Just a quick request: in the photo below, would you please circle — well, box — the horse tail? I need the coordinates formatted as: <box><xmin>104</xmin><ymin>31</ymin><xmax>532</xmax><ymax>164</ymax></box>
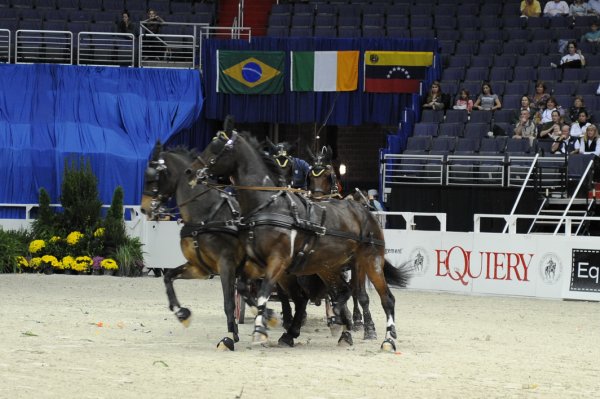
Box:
<box><xmin>383</xmin><ymin>259</ymin><xmax>411</xmax><ymax>288</ymax></box>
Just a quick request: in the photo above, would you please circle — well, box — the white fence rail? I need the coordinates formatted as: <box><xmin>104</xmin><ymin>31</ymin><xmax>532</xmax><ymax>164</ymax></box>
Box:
<box><xmin>15</xmin><ymin>30</ymin><xmax>72</xmax><ymax>64</ymax></box>
<box><xmin>0</xmin><ymin>29</ymin><xmax>10</xmax><ymax>63</ymax></box>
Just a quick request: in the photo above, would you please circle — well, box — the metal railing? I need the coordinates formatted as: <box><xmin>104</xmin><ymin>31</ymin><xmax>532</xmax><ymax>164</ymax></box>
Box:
<box><xmin>139</xmin><ymin>33</ymin><xmax>195</xmax><ymax>69</ymax></box>
<box><xmin>0</xmin><ymin>29</ymin><xmax>10</xmax><ymax>63</ymax></box>
<box><xmin>15</xmin><ymin>30</ymin><xmax>72</xmax><ymax>64</ymax></box>
<box><xmin>475</xmin><ymin>213</ymin><xmax>600</xmax><ymax>236</ymax></box>
<box><xmin>5</xmin><ymin>24</ymin><xmax>251</xmax><ymax>69</ymax></box>
<box><xmin>77</xmin><ymin>32</ymin><xmax>135</xmax><ymax>67</ymax></box>
<box><xmin>446</xmin><ymin>154</ymin><xmax>505</xmax><ymax>186</ymax></box>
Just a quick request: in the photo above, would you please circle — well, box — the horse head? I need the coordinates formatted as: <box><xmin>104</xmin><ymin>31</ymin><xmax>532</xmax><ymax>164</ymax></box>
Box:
<box><xmin>307</xmin><ymin>146</ymin><xmax>339</xmax><ymax>197</ymax></box>
<box><xmin>141</xmin><ymin>142</ymin><xmax>194</xmax><ymax>220</ymax></box>
<box><xmin>266</xmin><ymin>137</ymin><xmax>294</xmax><ymax>186</ymax></box>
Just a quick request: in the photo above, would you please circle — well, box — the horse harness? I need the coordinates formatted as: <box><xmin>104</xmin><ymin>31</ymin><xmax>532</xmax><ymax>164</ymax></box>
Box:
<box><xmin>145</xmin><ymin>153</ymin><xmax>240</xmax><ymax>278</ymax></box>
<box><xmin>179</xmin><ymin>193</ymin><xmax>240</xmax><ymax>278</ymax></box>
<box><xmin>237</xmin><ymin>190</ymin><xmax>385</xmax><ymax>272</ymax></box>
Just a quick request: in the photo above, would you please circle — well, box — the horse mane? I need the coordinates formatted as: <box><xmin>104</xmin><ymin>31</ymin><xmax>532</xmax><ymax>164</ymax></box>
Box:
<box><xmin>164</xmin><ymin>145</ymin><xmax>199</xmax><ymax>160</ymax></box>
<box><xmin>239</xmin><ymin>132</ymin><xmax>285</xmax><ymax>183</ymax></box>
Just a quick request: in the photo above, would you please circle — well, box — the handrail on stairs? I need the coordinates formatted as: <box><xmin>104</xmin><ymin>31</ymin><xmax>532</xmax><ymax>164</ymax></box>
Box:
<box><xmin>503</xmin><ymin>153</ymin><xmax>539</xmax><ymax>233</ymax></box>
<box><xmin>554</xmin><ymin>158</ymin><xmax>595</xmax><ymax>235</ymax></box>
<box><xmin>527</xmin><ymin>196</ymin><xmax>548</xmax><ymax>234</ymax></box>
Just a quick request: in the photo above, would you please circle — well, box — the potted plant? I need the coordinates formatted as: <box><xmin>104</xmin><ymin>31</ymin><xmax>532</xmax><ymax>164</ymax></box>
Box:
<box><xmin>100</xmin><ymin>258</ymin><xmax>119</xmax><ymax>276</ymax></box>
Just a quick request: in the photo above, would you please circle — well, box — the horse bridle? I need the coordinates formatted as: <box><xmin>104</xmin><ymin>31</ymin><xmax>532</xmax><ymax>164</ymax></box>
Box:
<box><xmin>145</xmin><ymin>154</ymin><xmax>213</xmax><ymax>220</ymax></box>
<box><xmin>143</xmin><ymin>156</ymin><xmax>172</xmax><ymax>220</ymax></box>
<box><xmin>309</xmin><ymin>156</ymin><xmax>340</xmax><ymax>196</ymax></box>
<box><xmin>193</xmin><ymin>130</ymin><xmax>238</xmax><ymax>182</ymax></box>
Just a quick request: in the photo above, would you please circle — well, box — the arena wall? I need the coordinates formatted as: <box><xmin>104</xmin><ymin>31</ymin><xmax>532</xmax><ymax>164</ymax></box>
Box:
<box><xmin>3</xmin><ymin>210</ymin><xmax>599</xmax><ymax>301</ymax></box>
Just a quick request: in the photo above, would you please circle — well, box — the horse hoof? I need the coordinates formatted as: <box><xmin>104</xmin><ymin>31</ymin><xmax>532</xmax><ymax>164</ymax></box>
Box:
<box><xmin>363</xmin><ymin>327</ymin><xmax>377</xmax><ymax>339</ymax></box>
<box><xmin>329</xmin><ymin>323</ymin><xmax>342</xmax><ymax>337</ymax></box>
<box><xmin>264</xmin><ymin>309</ymin><xmax>280</xmax><ymax>328</ymax></box>
<box><xmin>352</xmin><ymin>320</ymin><xmax>364</xmax><ymax>332</ymax></box>
<box><xmin>380</xmin><ymin>338</ymin><xmax>396</xmax><ymax>352</ymax></box>
<box><xmin>216</xmin><ymin>337</ymin><xmax>235</xmax><ymax>351</ymax></box>
<box><xmin>175</xmin><ymin>308</ymin><xmax>192</xmax><ymax>327</ymax></box>
<box><xmin>338</xmin><ymin>331</ymin><xmax>353</xmax><ymax>346</ymax></box>
<box><xmin>252</xmin><ymin>331</ymin><xmax>269</xmax><ymax>345</ymax></box>
<box><xmin>278</xmin><ymin>333</ymin><xmax>294</xmax><ymax>347</ymax></box>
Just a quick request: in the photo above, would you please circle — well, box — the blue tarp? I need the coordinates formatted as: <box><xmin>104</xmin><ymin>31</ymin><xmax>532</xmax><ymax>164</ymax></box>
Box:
<box><xmin>0</xmin><ymin>64</ymin><xmax>203</xmax><ymax>208</ymax></box>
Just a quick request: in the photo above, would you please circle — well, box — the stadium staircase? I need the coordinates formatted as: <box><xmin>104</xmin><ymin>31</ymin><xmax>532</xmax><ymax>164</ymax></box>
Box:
<box><xmin>218</xmin><ymin>0</ymin><xmax>274</xmax><ymax>36</ymax></box>
<box><xmin>529</xmin><ymin>181</ymin><xmax>598</xmax><ymax>236</ymax></box>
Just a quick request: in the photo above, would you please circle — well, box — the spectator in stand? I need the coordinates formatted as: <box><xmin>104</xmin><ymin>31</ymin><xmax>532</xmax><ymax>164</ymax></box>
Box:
<box><xmin>521</xmin><ymin>0</ymin><xmax>542</xmax><ymax>17</ymax></box>
<box><xmin>117</xmin><ymin>10</ymin><xmax>135</xmax><ymax>35</ymax></box>
<box><xmin>474</xmin><ymin>82</ymin><xmax>501</xmax><ymax>111</ymax></box>
<box><xmin>551</xmin><ymin>124</ymin><xmax>579</xmax><ymax>154</ymax></box>
<box><xmin>570</xmin><ymin>109</ymin><xmax>592</xmax><ymax>138</ymax></box>
<box><xmin>553</xmin><ymin>41</ymin><xmax>586</xmax><ymax>68</ymax></box>
<box><xmin>530</xmin><ymin>81</ymin><xmax>551</xmax><ymax>117</ymax></box>
<box><xmin>543</xmin><ymin>0</ymin><xmax>570</xmax><ymax>17</ymax></box>
<box><xmin>518</xmin><ymin>96</ymin><xmax>534</xmax><ymax>121</ymax></box>
<box><xmin>422</xmin><ymin>81</ymin><xmax>445</xmax><ymax>110</ymax></box>
<box><xmin>141</xmin><ymin>8</ymin><xmax>166</xmax><ymax>60</ymax></box>
<box><xmin>570</xmin><ymin>0</ymin><xmax>594</xmax><ymax>16</ymax></box>
<box><xmin>582</xmin><ymin>22</ymin><xmax>600</xmax><ymax>43</ymax></box>
<box><xmin>569</xmin><ymin>96</ymin><xmax>589</xmax><ymax>124</ymax></box>
<box><xmin>588</xmin><ymin>0</ymin><xmax>600</xmax><ymax>15</ymax></box>
<box><xmin>143</xmin><ymin>8</ymin><xmax>165</xmax><ymax>34</ymax></box>
<box><xmin>513</xmin><ymin>110</ymin><xmax>538</xmax><ymax>146</ymax></box>
<box><xmin>538</xmin><ymin>97</ymin><xmax>564</xmax><ymax>124</ymax></box>
<box><xmin>453</xmin><ymin>89</ymin><xmax>473</xmax><ymax>112</ymax></box>
<box><xmin>538</xmin><ymin>110</ymin><xmax>564</xmax><ymax>140</ymax></box>
<box><xmin>574</xmin><ymin>124</ymin><xmax>600</xmax><ymax>156</ymax></box>
<box><xmin>575</xmin><ymin>124</ymin><xmax>600</xmax><ymax>180</ymax></box>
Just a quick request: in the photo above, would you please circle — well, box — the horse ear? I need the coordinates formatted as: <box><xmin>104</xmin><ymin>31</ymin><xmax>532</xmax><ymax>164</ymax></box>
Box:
<box><xmin>152</xmin><ymin>141</ymin><xmax>162</xmax><ymax>160</ymax></box>
<box><xmin>306</xmin><ymin>146</ymin><xmax>316</xmax><ymax>162</ymax></box>
<box><xmin>265</xmin><ymin>137</ymin><xmax>277</xmax><ymax>154</ymax></box>
<box><xmin>326</xmin><ymin>146</ymin><xmax>333</xmax><ymax>160</ymax></box>
<box><xmin>223</xmin><ymin>115</ymin><xmax>235</xmax><ymax>134</ymax></box>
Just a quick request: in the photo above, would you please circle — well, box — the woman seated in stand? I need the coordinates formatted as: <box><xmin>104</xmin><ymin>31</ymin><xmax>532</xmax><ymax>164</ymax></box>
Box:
<box><xmin>559</xmin><ymin>41</ymin><xmax>586</xmax><ymax>68</ymax></box>
<box><xmin>530</xmin><ymin>81</ymin><xmax>551</xmax><ymax>116</ymax></box>
<box><xmin>422</xmin><ymin>81</ymin><xmax>445</xmax><ymax>111</ymax></box>
<box><xmin>473</xmin><ymin>82</ymin><xmax>501</xmax><ymax>111</ymax></box>
<box><xmin>575</xmin><ymin>124</ymin><xmax>600</xmax><ymax>156</ymax></box>
<box><xmin>538</xmin><ymin>96</ymin><xmax>565</xmax><ymax>124</ymax></box>
<box><xmin>538</xmin><ymin>109</ymin><xmax>564</xmax><ymax>141</ymax></box>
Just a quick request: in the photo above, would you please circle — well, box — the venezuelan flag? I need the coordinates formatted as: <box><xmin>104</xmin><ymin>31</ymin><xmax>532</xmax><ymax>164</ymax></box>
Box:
<box><xmin>364</xmin><ymin>51</ymin><xmax>434</xmax><ymax>93</ymax></box>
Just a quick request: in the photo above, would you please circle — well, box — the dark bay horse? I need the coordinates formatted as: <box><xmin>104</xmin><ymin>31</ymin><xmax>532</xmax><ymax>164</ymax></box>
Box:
<box><xmin>189</xmin><ymin>131</ymin><xmax>410</xmax><ymax>351</ymax></box>
<box><xmin>140</xmin><ymin>143</ymin><xmax>309</xmax><ymax>349</ymax></box>
<box><xmin>306</xmin><ymin>146</ymin><xmax>377</xmax><ymax>340</ymax></box>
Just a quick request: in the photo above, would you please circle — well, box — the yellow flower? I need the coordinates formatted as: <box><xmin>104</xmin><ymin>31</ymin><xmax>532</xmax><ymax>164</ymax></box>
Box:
<box><xmin>66</xmin><ymin>231</ymin><xmax>84</xmax><ymax>245</ymax></box>
<box><xmin>41</xmin><ymin>255</ymin><xmax>63</xmax><ymax>269</ymax></box>
<box><xmin>29</xmin><ymin>240</ymin><xmax>46</xmax><ymax>254</ymax></box>
<box><xmin>93</xmin><ymin>228</ymin><xmax>105</xmax><ymax>238</ymax></box>
<box><xmin>62</xmin><ymin>256</ymin><xmax>76</xmax><ymax>270</ymax></box>
<box><xmin>101</xmin><ymin>258</ymin><xmax>119</xmax><ymax>270</ymax></box>
<box><xmin>49</xmin><ymin>236</ymin><xmax>61</xmax><ymax>243</ymax></box>
<box><xmin>30</xmin><ymin>257</ymin><xmax>42</xmax><ymax>269</ymax></box>
<box><xmin>73</xmin><ymin>256</ymin><xmax>93</xmax><ymax>272</ymax></box>
<box><xmin>17</xmin><ymin>256</ymin><xmax>29</xmax><ymax>268</ymax></box>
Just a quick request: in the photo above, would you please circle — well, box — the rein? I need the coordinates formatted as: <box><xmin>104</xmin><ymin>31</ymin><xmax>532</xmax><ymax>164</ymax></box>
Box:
<box><xmin>200</xmin><ymin>181</ymin><xmax>308</xmax><ymax>195</ymax></box>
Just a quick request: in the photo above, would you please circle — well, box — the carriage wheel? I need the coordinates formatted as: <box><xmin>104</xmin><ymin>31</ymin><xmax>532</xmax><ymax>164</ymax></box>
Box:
<box><xmin>235</xmin><ymin>288</ymin><xmax>246</xmax><ymax>324</ymax></box>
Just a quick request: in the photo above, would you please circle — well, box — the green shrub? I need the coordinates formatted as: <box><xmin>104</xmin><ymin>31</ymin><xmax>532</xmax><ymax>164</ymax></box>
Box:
<box><xmin>59</xmin><ymin>157</ymin><xmax>102</xmax><ymax>234</ymax></box>
<box><xmin>0</xmin><ymin>228</ymin><xmax>31</xmax><ymax>273</ymax></box>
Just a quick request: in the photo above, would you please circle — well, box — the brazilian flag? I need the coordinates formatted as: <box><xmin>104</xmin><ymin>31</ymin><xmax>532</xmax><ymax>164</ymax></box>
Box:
<box><xmin>217</xmin><ymin>50</ymin><xmax>284</xmax><ymax>94</ymax></box>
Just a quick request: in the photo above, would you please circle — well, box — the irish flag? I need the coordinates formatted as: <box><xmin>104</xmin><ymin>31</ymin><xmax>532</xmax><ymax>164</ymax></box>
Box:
<box><xmin>291</xmin><ymin>51</ymin><xmax>359</xmax><ymax>92</ymax></box>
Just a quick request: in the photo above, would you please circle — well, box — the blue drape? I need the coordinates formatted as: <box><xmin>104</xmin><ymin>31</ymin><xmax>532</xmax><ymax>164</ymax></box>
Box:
<box><xmin>0</xmin><ymin>64</ymin><xmax>203</xmax><ymax>209</ymax></box>
<box><xmin>202</xmin><ymin>37</ymin><xmax>440</xmax><ymax>126</ymax></box>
